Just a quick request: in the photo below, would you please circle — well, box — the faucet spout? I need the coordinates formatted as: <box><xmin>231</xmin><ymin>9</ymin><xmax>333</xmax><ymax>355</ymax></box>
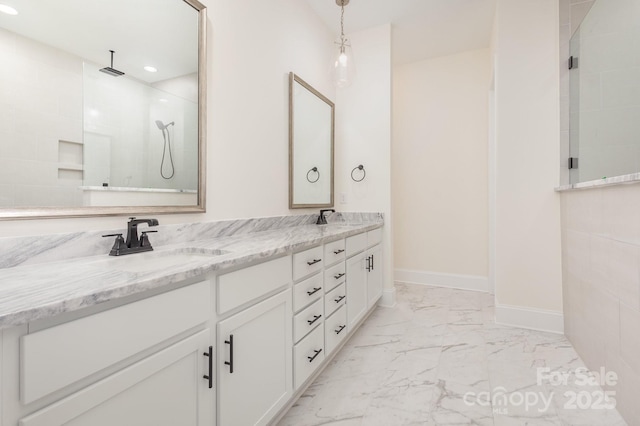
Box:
<box><xmin>126</xmin><ymin>217</ymin><xmax>159</xmax><ymax>249</ymax></box>
<box><xmin>316</xmin><ymin>209</ymin><xmax>335</xmax><ymax>225</ymax></box>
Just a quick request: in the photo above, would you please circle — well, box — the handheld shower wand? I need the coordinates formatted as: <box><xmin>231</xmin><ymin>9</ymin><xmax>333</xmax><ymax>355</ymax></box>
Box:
<box><xmin>156</xmin><ymin>120</ymin><xmax>175</xmax><ymax>179</ymax></box>
<box><xmin>155</xmin><ymin>120</ymin><xmax>174</xmax><ymax>130</ymax></box>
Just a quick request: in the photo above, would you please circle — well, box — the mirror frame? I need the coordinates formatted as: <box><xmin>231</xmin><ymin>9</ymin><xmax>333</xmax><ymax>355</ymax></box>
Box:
<box><xmin>288</xmin><ymin>72</ymin><xmax>335</xmax><ymax>209</ymax></box>
<box><xmin>0</xmin><ymin>0</ymin><xmax>207</xmax><ymax>220</ymax></box>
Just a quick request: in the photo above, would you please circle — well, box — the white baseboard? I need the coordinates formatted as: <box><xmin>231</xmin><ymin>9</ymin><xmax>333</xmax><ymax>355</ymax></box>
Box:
<box><xmin>394</xmin><ymin>269</ymin><xmax>489</xmax><ymax>293</ymax></box>
<box><xmin>378</xmin><ymin>287</ymin><xmax>396</xmax><ymax>308</ymax></box>
<box><xmin>495</xmin><ymin>303</ymin><xmax>564</xmax><ymax>334</ymax></box>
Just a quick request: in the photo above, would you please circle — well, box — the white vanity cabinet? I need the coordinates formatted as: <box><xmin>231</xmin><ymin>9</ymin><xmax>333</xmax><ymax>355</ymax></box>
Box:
<box><xmin>345</xmin><ymin>229</ymin><xmax>383</xmax><ymax>330</ymax></box>
<box><xmin>216</xmin><ymin>257</ymin><xmax>293</xmax><ymax>426</ymax></box>
<box><xmin>2</xmin><ymin>281</ymin><xmax>214</xmax><ymax>426</ymax></box>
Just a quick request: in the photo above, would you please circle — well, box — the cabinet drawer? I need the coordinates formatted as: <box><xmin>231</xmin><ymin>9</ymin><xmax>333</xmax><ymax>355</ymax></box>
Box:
<box><xmin>293</xmin><ymin>272</ymin><xmax>323</xmax><ymax>312</ymax></box>
<box><xmin>323</xmin><ymin>239</ymin><xmax>345</xmax><ymax>267</ymax></box>
<box><xmin>218</xmin><ymin>255</ymin><xmax>292</xmax><ymax>314</ymax></box>
<box><xmin>368</xmin><ymin>228</ymin><xmax>383</xmax><ymax>247</ymax></box>
<box><xmin>293</xmin><ymin>246</ymin><xmax>324</xmax><ymax>281</ymax></box>
<box><xmin>294</xmin><ymin>324</ymin><xmax>325</xmax><ymax>389</ymax></box>
<box><xmin>325</xmin><ymin>305</ymin><xmax>348</xmax><ymax>356</ymax></box>
<box><xmin>21</xmin><ymin>281</ymin><xmax>211</xmax><ymax>405</ymax></box>
<box><xmin>346</xmin><ymin>233</ymin><xmax>367</xmax><ymax>257</ymax></box>
<box><xmin>293</xmin><ymin>298</ymin><xmax>323</xmax><ymax>343</ymax></box>
<box><xmin>324</xmin><ymin>262</ymin><xmax>345</xmax><ymax>292</ymax></box>
<box><xmin>324</xmin><ymin>283</ymin><xmax>346</xmax><ymax>317</ymax></box>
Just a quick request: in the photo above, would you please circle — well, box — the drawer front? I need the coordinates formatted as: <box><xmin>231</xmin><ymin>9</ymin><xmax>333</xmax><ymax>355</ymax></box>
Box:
<box><xmin>346</xmin><ymin>233</ymin><xmax>367</xmax><ymax>257</ymax></box>
<box><xmin>293</xmin><ymin>298</ymin><xmax>323</xmax><ymax>343</ymax></box>
<box><xmin>293</xmin><ymin>272</ymin><xmax>323</xmax><ymax>312</ymax></box>
<box><xmin>218</xmin><ymin>255</ymin><xmax>292</xmax><ymax>314</ymax></box>
<box><xmin>325</xmin><ymin>305</ymin><xmax>348</xmax><ymax>356</ymax></box>
<box><xmin>323</xmin><ymin>239</ymin><xmax>345</xmax><ymax>267</ymax></box>
<box><xmin>293</xmin><ymin>246</ymin><xmax>324</xmax><ymax>281</ymax></box>
<box><xmin>294</xmin><ymin>324</ymin><xmax>325</xmax><ymax>389</ymax></box>
<box><xmin>367</xmin><ymin>228</ymin><xmax>383</xmax><ymax>247</ymax></box>
<box><xmin>324</xmin><ymin>262</ymin><xmax>346</xmax><ymax>292</ymax></box>
<box><xmin>21</xmin><ymin>281</ymin><xmax>211</xmax><ymax>405</ymax></box>
<box><xmin>324</xmin><ymin>282</ymin><xmax>346</xmax><ymax>317</ymax></box>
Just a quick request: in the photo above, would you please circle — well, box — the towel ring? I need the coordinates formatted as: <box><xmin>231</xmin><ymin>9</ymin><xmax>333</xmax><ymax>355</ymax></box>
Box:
<box><xmin>351</xmin><ymin>165</ymin><xmax>366</xmax><ymax>182</ymax></box>
<box><xmin>306</xmin><ymin>167</ymin><xmax>320</xmax><ymax>183</ymax></box>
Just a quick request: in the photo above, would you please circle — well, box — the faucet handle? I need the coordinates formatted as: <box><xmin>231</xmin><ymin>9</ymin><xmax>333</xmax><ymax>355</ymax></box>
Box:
<box><xmin>102</xmin><ymin>233</ymin><xmax>125</xmax><ymax>256</ymax></box>
<box><xmin>140</xmin><ymin>230</ymin><xmax>157</xmax><ymax>249</ymax></box>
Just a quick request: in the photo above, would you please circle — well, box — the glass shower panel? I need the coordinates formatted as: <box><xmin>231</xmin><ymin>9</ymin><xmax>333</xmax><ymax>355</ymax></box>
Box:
<box><xmin>569</xmin><ymin>0</ymin><xmax>640</xmax><ymax>184</ymax></box>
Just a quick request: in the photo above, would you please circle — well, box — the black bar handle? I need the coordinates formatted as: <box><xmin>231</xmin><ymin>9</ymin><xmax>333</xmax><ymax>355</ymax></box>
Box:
<box><xmin>335</xmin><ymin>325</ymin><xmax>346</xmax><ymax>335</ymax></box>
<box><xmin>334</xmin><ymin>273</ymin><xmax>345</xmax><ymax>280</ymax></box>
<box><xmin>333</xmin><ymin>249</ymin><xmax>345</xmax><ymax>255</ymax></box>
<box><xmin>224</xmin><ymin>335</ymin><xmax>234</xmax><ymax>374</ymax></box>
<box><xmin>307</xmin><ymin>314</ymin><xmax>322</xmax><ymax>325</ymax></box>
<box><xmin>307</xmin><ymin>348</ymin><xmax>323</xmax><ymax>363</ymax></box>
<box><xmin>366</xmin><ymin>256</ymin><xmax>372</xmax><ymax>272</ymax></box>
<box><xmin>203</xmin><ymin>346</ymin><xmax>213</xmax><ymax>389</ymax></box>
<box><xmin>307</xmin><ymin>287</ymin><xmax>322</xmax><ymax>296</ymax></box>
<box><xmin>334</xmin><ymin>295</ymin><xmax>346</xmax><ymax>304</ymax></box>
<box><xmin>307</xmin><ymin>259</ymin><xmax>322</xmax><ymax>266</ymax></box>
<box><xmin>371</xmin><ymin>254</ymin><xmax>374</xmax><ymax>270</ymax></box>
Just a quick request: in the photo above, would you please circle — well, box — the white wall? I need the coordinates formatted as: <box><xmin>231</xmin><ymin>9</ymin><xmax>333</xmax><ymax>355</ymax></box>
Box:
<box><xmin>334</xmin><ymin>24</ymin><xmax>393</xmax><ymax>299</ymax></box>
<box><xmin>492</xmin><ymin>0</ymin><xmax>563</xmax><ymax>327</ymax></box>
<box><xmin>393</xmin><ymin>49</ymin><xmax>490</xmax><ymax>289</ymax></box>
<box><xmin>0</xmin><ymin>0</ymin><xmax>336</xmax><ymax>236</ymax></box>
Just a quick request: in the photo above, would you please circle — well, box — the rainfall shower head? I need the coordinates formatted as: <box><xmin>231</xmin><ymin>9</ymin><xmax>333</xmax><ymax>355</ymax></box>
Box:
<box><xmin>155</xmin><ymin>120</ymin><xmax>174</xmax><ymax>130</ymax></box>
<box><xmin>99</xmin><ymin>50</ymin><xmax>125</xmax><ymax>77</ymax></box>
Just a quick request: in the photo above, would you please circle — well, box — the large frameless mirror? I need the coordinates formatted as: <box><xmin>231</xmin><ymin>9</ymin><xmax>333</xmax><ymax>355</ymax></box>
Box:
<box><xmin>289</xmin><ymin>72</ymin><xmax>334</xmax><ymax>209</ymax></box>
<box><xmin>0</xmin><ymin>0</ymin><xmax>206</xmax><ymax>219</ymax></box>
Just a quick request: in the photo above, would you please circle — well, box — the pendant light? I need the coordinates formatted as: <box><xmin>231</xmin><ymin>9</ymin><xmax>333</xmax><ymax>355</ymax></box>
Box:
<box><xmin>330</xmin><ymin>0</ymin><xmax>355</xmax><ymax>88</ymax></box>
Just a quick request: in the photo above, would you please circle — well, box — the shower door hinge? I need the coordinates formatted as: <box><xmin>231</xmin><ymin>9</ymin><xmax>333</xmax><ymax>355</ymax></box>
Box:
<box><xmin>568</xmin><ymin>157</ymin><xmax>579</xmax><ymax>169</ymax></box>
<box><xmin>568</xmin><ymin>56</ymin><xmax>578</xmax><ymax>70</ymax></box>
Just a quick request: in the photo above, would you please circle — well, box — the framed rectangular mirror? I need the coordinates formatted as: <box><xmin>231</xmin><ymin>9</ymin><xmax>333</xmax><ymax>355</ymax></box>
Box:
<box><xmin>289</xmin><ymin>72</ymin><xmax>334</xmax><ymax>209</ymax></box>
<box><xmin>0</xmin><ymin>0</ymin><xmax>206</xmax><ymax>220</ymax></box>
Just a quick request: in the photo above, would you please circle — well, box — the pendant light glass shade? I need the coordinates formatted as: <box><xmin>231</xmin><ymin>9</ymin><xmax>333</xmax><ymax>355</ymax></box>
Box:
<box><xmin>330</xmin><ymin>0</ymin><xmax>355</xmax><ymax>88</ymax></box>
<box><xmin>330</xmin><ymin>40</ymin><xmax>355</xmax><ymax>88</ymax></box>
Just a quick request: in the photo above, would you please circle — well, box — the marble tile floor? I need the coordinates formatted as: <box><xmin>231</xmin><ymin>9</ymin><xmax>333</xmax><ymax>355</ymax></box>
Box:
<box><xmin>277</xmin><ymin>283</ymin><xmax>627</xmax><ymax>426</ymax></box>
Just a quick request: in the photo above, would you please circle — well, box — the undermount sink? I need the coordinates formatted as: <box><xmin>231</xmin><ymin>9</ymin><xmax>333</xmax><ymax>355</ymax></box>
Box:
<box><xmin>89</xmin><ymin>247</ymin><xmax>229</xmax><ymax>273</ymax></box>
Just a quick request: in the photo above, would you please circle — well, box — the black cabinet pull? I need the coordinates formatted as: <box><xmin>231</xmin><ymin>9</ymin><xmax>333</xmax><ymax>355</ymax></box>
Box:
<box><xmin>307</xmin><ymin>259</ymin><xmax>322</xmax><ymax>266</ymax></box>
<box><xmin>203</xmin><ymin>346</ymin><xmax>213</xmax><ymax>389</ymax></box>
<box><xmin>335</xmin><ymin>325</ymin><xmax>346</xmax><ymax>335</ymax></box>
<box><xmin>307</xmin><ymin>348</ymin><xmax>323</xmax><ymax>363</ymax></box>
<box><xmin>307</xmin><ymin>314</ymin><xmax>322</xmax><ymax>325</ymax></box>
<box><xmin>334</xmin><ymin>295</ymin><xmax>345</xmax><ymax>303</ymax></box>
<box><xmin>371</xmin><ymin>254</ymin><xmax>375</xmax><ymax>270</ymax></box>
<box><xmin>334</xmin><ymin>273</ymin><xmax>345</xmax><ymax>280</ymax></box>
<box><xmin>307</xmin><ymin>287</ymin><xmax>322</xmax><ymax>296</ymax></box>
<box><xmin>366</xmin><ymin>256</ymin><xmax>372</xmax><ymax>272</ymax></box>
<box><xmin>224</xmin><ymin>335</ymin><xmax>234</xmax><ymax>374</ymax></box>
<box><xmin>333</xmin><ymin>249</ymin><xmax>345</xmax><ymax>255</ymax></box>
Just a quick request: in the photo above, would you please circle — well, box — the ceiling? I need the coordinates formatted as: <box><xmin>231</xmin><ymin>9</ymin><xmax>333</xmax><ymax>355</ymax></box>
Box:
<box><xmin>0</xmin><ymin>0</ymin><xmax>199</xmax><ymax>83</ymax></box>
<box><xmin>304</xmin><ymin>0</ymin><xmax>497</xmax><ymax>65</ymax></box>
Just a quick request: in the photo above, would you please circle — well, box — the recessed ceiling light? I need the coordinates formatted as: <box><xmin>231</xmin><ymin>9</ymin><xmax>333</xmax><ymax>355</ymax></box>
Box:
<box><xmin>159</xmin><ymin>98</ymin><xmax>168</xmax><ymax>103</ymax></box>
<box><xmin>0</xmin><ymin>4</ymin><xmax>18</xmax><ymax>15</ymax></box>
<box><xmin>144</xmin><ymin>66</ymin><xmax>157</xmax><ymax>73</ymax></box>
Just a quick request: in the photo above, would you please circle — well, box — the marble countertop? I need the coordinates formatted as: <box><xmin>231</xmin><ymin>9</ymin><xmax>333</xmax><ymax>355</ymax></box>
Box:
<box><xmin>0</xmin><ymin>221</ymin><xmax>382</xmax><ymax>328</ymax></box>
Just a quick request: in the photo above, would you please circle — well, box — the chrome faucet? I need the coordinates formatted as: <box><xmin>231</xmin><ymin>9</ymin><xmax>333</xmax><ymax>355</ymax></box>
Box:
<box><xmin>316</xmin><ymin>209</ymin><xmax>335</xmax><ymax>225</ymax></box>
<box><xmin>103</xmin><ymin>217</ymin><xmax>159</xmax><ymax>256</ymax></box>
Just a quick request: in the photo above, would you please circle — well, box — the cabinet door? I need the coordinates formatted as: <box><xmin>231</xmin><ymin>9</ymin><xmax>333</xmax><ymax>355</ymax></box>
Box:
<box><xmin>218</xmin><ymin>289</ymin><xmax>292</xmax><ymax>426</ymax></box>
<box><xmin>346</xmin><ymin>252</ymin><xmax>367</xmax><ymax>329</ymax></box>
<box><xmin>18</xmin><ymin>330</ymin><xmax>212</xmax><ymax>426</ymax></box>
<box><xmin>367</xmin><ymin>244</ymin><xmax>383</xmax><ymax>307</ymax></box>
